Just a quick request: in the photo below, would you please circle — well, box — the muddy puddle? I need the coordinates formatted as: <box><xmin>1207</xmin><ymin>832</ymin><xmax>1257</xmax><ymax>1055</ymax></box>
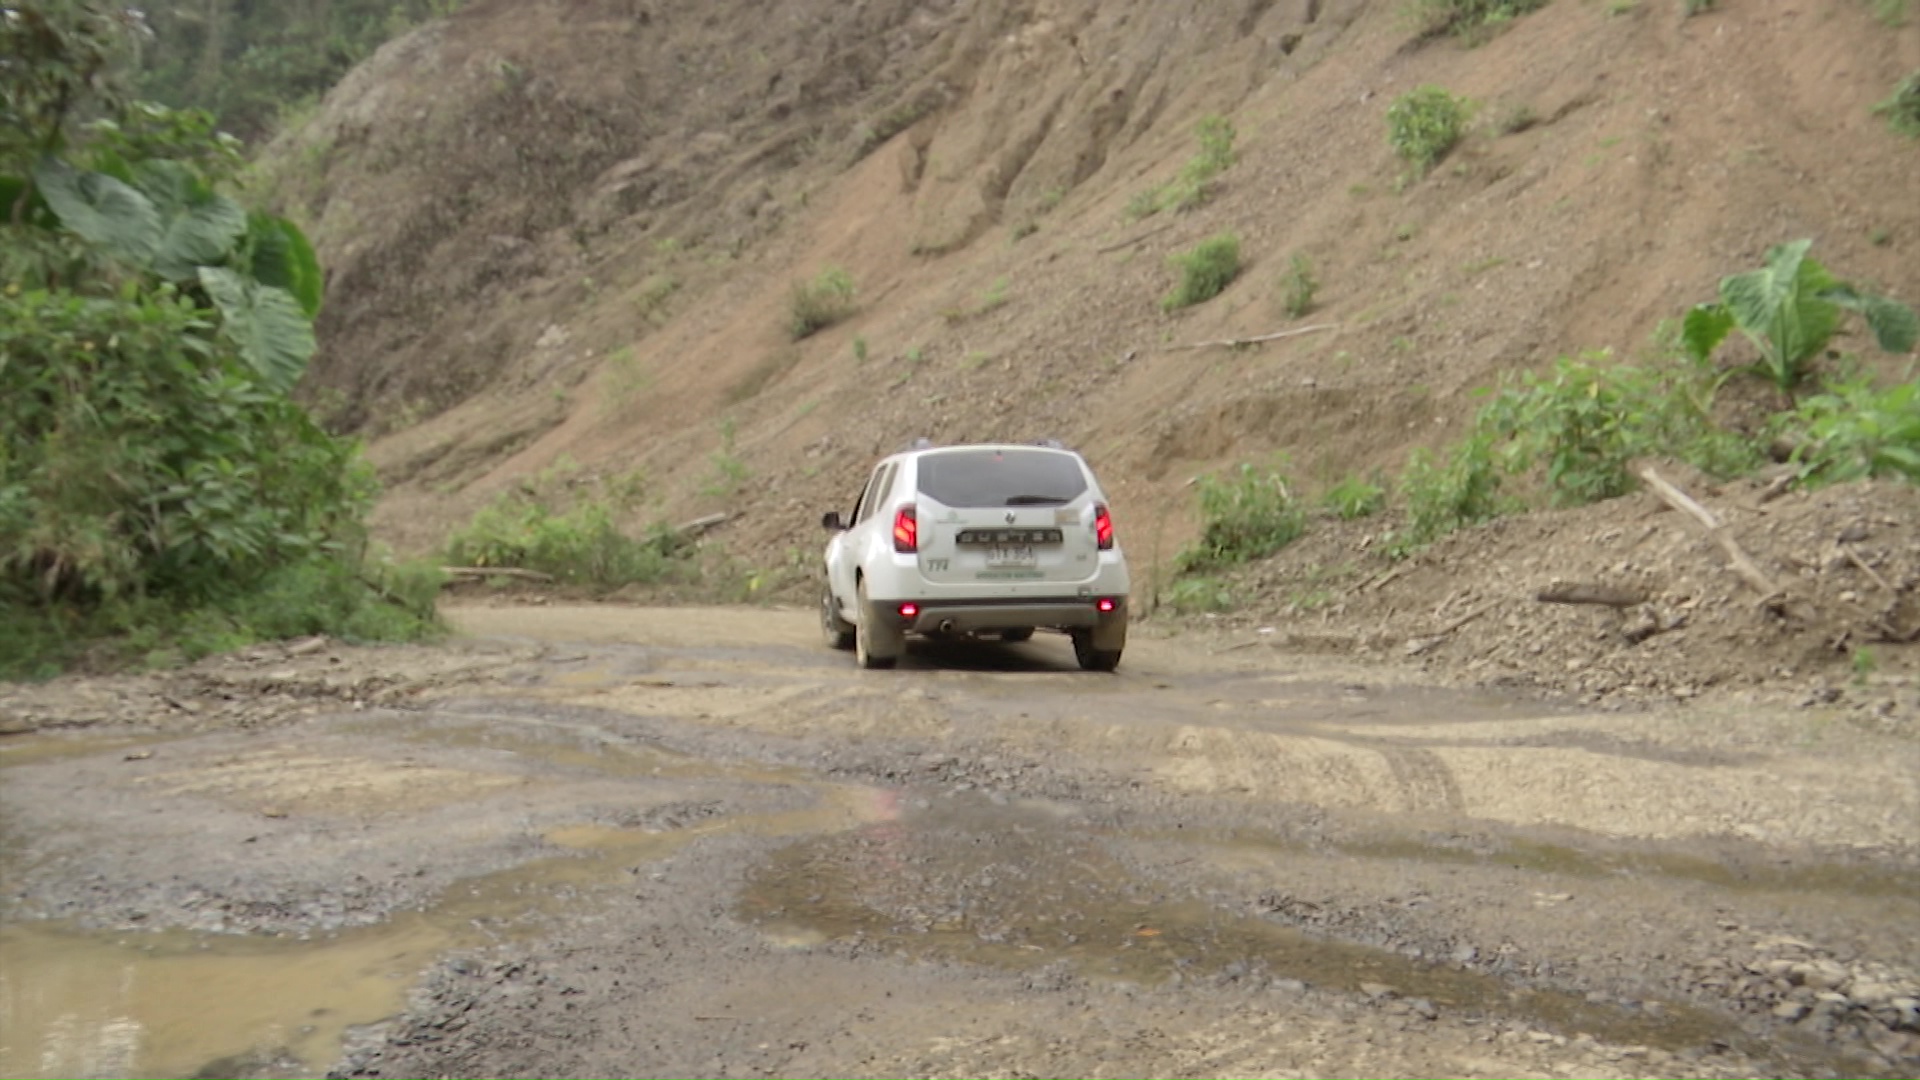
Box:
<box><xmin>738</xmin><ymin>797</ymin><xmax>1772</xmax><ymax>1058</ymax></box>
<box><xmin>0</xmin><ymin>721</ymin><xmax>895</xmax><ymax>1079</ymax></box>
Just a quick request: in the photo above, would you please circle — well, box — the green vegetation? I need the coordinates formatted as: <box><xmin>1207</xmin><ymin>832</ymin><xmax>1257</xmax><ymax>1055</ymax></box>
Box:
<box><xmin>1165</xmin><ymin>576</ymin><xmax>1236</xmax><ymax>614</ymax></box>
<box><xmin>1177</xmin><ymin>462</ymin><xmax>1308</xmax><ymax>572</ymax></box>
<box><xmin>444</xmin><ymin>472</ymin><xmax>687</xmax><ymax>590</ymax></box>
<box><xmin>1411</xmin><ymin>0</ymin><xmax>1551</xmax><ymax>41</ymax></box>
<box><xmin>1683</xmin><ymin>239</ymin><xmax>1918</xmax><ymax>396</ymax></box>
<box><xmin>2</xmin><ymin>1</ymin><xmax>436</xmax><ymax>678</ymax></box>
<box><xmin>1876</xmin><ymin>71</ymin><xmax>1920</xmax><ymax>138</ymax></box>
<box><xmin>1320</xmin><ymin>475</ymin><xmax>1387</xmax><ymax>520</ymax></box>
<box><xmin>1387</xmin><ymin>86</ymin><xmax>1472</xmax><ymax>178</ymax></box>
<box><xmin>1163</xmin><ymin>232</ymin><xmax>1242</xmax><ymax>312</ymax></box>
<box><xmin>1282</xmin><ymin>253</ymin><xmax>1319</xmax><ymax>318</ymax></box>
<box><xmin>1126</xmin><ymin>114</ymin><xmax>1238</xmax><ymax>220</ymax></box>
<box><xmin>129</xmin><ymin>0</ymin><xmax>465</xmax><ymax>142</ymax></box>
<box><xmin>787</xmin><ymin>265</ymin><xmax>857</xmax><ymax>340</ymax></box>
<box><xmin>1780</xmin><ymin>377</ymin><xmax>1920</xmax><ymax>485</ymax></box>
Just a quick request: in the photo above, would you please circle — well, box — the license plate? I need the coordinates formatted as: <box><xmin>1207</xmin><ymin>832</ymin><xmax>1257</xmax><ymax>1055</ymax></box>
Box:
<box><xmin>986</xmin><ymin>544</ymin><xmax>1037</xmax><ymax>568</ymax></box>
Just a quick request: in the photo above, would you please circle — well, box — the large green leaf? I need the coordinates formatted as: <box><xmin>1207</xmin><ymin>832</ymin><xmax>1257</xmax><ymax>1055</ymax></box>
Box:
<box><xmin>1826</xmin><ymin>285</ymin><xmax>1920</xmax><ymax>357</ymax></box>
<box><xmin>198</xmin><ymin>267</ymin><xmax>316</xmax><ymax>394</ymax></box>
<box><xmin>130</xmin><ymin>160</ymin><xmax>248</xmax><ymax>280</ymax></box>
<box><xmin>1681</xmin><ymin>304</ymin><xmax>1734</xmax><ymax>363</ymax></box>
<box><xmin>245</xmin><ymin>212</ymin><xmax>324</xmax><ymax>319</ymax></box>
<box><xmin>31</xmin><ymin>156</ymin><xmax>161</xmax><ymax>267</ymax></box>
<box><xmin>0</xmin><ymin>175</ymin><xmax>58</xmax><ymax>229</ymax></box>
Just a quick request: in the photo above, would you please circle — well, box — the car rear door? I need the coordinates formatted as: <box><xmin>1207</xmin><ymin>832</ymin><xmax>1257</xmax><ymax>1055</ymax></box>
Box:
<box><xmin>909</xmin><ymin>447</ymin><xmax>1104</xmax><ymax>589</ymax></box>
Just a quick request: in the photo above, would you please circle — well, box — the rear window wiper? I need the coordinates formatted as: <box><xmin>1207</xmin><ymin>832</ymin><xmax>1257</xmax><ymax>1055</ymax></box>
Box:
<box><xmin>1004</xmin><ymin>494</ymin><xmax>1071</xmax><ymax>506</ymax></box>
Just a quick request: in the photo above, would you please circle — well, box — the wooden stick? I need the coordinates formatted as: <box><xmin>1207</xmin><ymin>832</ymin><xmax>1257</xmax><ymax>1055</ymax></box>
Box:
<box><xmin>1635</xmin><ymin>466</ymin><xmax>1784</xmax><ymax>609</ymax></box>
<box><xmin>1094</xmin><ymin>221</ymin><xmax>1178</xmax><ymax>254</ymax></box>
<box><xmin>1403</xmin><ymin>600</ymin><xmax>1498</xmax><ymax>656</ymax></box>
<box><xmin>1842</xmin><ymin>543</ymin><xmax>1894</xmax><ymax>593</ymax></box>
<box><xmin>1167</xmin><ymin>324</ymin><xmax>1339</xmax><ymax>352</ymax></box>
<box><xmin>440</xmin><ymin>566</ymin><xmax>556</xmax><ymax>583</ymax></box>
<box><xmin>1536</xmin><ymin>583</ymin><xmax>1649</xmax><ymax>608</ymax></box>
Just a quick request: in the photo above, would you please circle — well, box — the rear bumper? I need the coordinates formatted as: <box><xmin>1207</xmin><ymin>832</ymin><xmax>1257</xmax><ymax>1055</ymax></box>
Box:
<box><xmin>870</xmin><ymin>596</ymin><xmax>1128</xmax><ymax>636</ymax></box>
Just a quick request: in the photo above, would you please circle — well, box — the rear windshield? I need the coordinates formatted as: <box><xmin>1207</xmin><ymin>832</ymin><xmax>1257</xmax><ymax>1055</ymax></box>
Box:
<box><xmin>915</xmin><ymin>448</ymin><xmax>1089</xmax><ymax>508</ymax></box>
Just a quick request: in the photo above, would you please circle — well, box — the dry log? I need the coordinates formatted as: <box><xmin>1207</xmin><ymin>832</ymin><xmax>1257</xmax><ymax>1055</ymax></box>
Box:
<box><xmin>1841</xmin><ymin>543</ymin><xmax>1894</xmax><ymax>594</ymax></box>
<box><xmin>1094</xmin><ymin>221</ymin><xmax>1179</xmax><ymax>254</ymax></box>
<box><xmin>440</xmin><ymin>566</ymin><xmax>556</xmax><ymax>583</ymax></box>
<box><xmin>1536</xmin><ymin>583</ymin><xmax>1650</xmax><ymax>608</ymax></box>
<box><xmin>1403</xmin><ymin>600</ymin><xmax>1498</xmax><ymax>656</ymax></box>
<box><xmin>1168</xmin><ymin>324</ymin><xmax>1339</xmax><ymax>353</ymax></box>
<box><xmin>1635</xmin><ymin>466</ymin><xmax>1786</xmax><ymax>611</ymax></box>
<box><xmin>677</xmin><ymin>511</ymin><xmax>734</xmax><ymax>535</ymax></box>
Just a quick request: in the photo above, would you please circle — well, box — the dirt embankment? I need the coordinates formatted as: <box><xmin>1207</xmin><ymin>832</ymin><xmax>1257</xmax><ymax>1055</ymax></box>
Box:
<box><xmin>256</xmin><ymin>0</ymin><xmax>1920</xmax><ymax>706</ymax></box>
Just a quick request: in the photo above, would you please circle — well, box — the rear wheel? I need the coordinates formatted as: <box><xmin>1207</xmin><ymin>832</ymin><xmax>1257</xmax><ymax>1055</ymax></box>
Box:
<box><xmin>855</xmin><ymin>580</ymin><xmax>901</xmax><ymax>670</ymax></box>
<box><xmin>1070</xmin><ymin>628</ymin><xmax>1122</xmax><ymax>672</ymax></box>
<box><xmin>820</xmin><ymin>583</ymin><xmax>854</xmax><ymax>650</ymax></box>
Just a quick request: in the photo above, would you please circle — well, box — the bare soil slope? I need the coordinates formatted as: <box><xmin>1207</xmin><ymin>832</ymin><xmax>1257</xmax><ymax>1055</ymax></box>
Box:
<box><xmin>259</xmin><ymin>0</ymin><xmax>1920</xmax><ymax>699</ymax></box>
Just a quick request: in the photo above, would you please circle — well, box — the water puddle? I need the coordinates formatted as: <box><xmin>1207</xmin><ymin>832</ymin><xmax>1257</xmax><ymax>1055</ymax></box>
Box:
<box><xmin>1338</xmin><ymin>835</ymin><xmax>1920</xmax><ymax>898</ymax></box>
<box><xmin>0</xmin><ymin>733</ymin><xmax>179</xmax><ymax>770</ymax></box>
<box><xmin>0</xmin><ymin>773</ymin><xmax>895</xmax><ymax>1079</ymax></box>
<box><xmin>737</xmin><ymin>799</ymin><xmax>1759</xmax><ymax>1057</ymax></box>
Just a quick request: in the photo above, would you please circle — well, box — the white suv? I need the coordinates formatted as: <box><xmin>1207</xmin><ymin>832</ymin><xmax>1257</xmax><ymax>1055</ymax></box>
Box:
<box><xmin>819</xmin><ymin>441</ymin><xmax>1131</xmax><ymax>671</ymax></box>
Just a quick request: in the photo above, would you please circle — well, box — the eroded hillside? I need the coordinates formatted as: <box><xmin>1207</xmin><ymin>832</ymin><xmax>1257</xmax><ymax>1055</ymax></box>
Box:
<box><xmin>259</xmin><ymin>0</ymin><xmax>1920</xmax><ymax>700</ymax></box>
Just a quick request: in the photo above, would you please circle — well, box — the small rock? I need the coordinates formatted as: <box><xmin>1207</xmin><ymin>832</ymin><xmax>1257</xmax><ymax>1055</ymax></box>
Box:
<box><xmin>1270</xmin><ymin>978</ymin><xmax>1309</xmax><ymax>994</ymax></box>
<box><xmin>1407</xmin><ymin>997</ymin><xmax>1439</xmax><ymax>1020</ymax></box>
<box><xmin>1772</xmin><ymin>1000</ymin><xmax>1809</xmax><ymax>1021</ymax></box>
<box><xmin>1359</xmin><ymin>981</ymin><xmax>1397</xmax><ymax>1000</ymax></box>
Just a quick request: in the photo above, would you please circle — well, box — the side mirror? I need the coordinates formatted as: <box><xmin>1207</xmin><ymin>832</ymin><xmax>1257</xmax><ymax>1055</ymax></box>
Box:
<box><xmin>821</xmin><ymin>511</ymin><xmax>845</xmax><ymax>531</ymax></box>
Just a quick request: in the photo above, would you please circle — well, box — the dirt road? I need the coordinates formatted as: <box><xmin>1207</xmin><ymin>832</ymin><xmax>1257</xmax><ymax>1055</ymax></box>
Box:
<box><xmin>3</xmin><ymin>604</ymin><xmax>1917</xmax><ymax>1078</ymax></box>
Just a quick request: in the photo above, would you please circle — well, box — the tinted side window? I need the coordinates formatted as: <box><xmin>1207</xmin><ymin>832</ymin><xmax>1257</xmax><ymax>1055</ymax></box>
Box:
<box><xmin>854</xmin><ymin>463</ymin><xmax>895</xmax><ymax>524</ymax></box>
<box><xmin>915</xmin><ymin>449</ymin><xmax>1089</xmax><ymax>508</ymax></box>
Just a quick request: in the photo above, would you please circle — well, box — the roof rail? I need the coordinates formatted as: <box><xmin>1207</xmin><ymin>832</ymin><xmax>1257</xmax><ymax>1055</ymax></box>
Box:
<box><xmin>1033</xmin><ymin>438</ymin><xmax>1066</xmax><ymax>450</ymax></box>
<box><xmin>904</xmin><ymin>436</ymin><xmax>935</xmax><ymax>451</ymax></box>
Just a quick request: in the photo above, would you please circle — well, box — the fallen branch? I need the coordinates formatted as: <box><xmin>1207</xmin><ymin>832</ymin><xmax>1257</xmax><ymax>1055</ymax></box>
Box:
<box><xmin>1635</xmin><ymin>466</ymin><xmax>1786</xmax><ymax>612</ymax></box>
<box><xmin>1535</xmin><ymin>583</ymin><xmax>1649</xmax><ymax>608</ymax></box>
<box><xmin>1359</xmin><ymin>564</ymin><xmax>1410</xmax><ymax>594</ymax></box>
<box><xmin>1753</xmin><ymin>470</ymin><xmax>1798</xmax><ymax>507</ymax></box>
<box><xmin>677</xmin><ymin>511</ymin><xmax>734</xmax><ymax>535</ymax></box>
<box><xmin>1841</xmin><ymin>543</ymin><xmax>1894</xmax><ymax>594</ymax></box>
<box><xmin>1094</xmin><ymin>221</ymin><xmax>1179</xmax><ymax>254</ymax></box>
<box><xmin>1403</xmin><ymin>600</ymin><xmax>1498</xmax><ymax>656</ymax></box>
<box><xmin>1167</xmin><ymin>324</ymin><xmax>1339</xmax><ymax>353</ymax></box>
<box><xmin>440</xmin><ymin>566</ymin><xmax>556</xmax><ymax>583</ymax></box>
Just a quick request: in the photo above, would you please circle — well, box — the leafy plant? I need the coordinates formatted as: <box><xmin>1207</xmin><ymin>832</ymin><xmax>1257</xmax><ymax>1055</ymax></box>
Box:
<box><xmin>1282</xmin><ymin>252</ymin><xmax>1318</xmax><ymax>318</ymax></box>
<box><xmin>1389</xmin><ymin>432</ymin><xmax>1509</xmax><ymax>557</ymax></box>
<box><xmin>786</xmin><ymin>265</ymin><xmax>856</xmax><ymax>340</ymax></box>
<box><xmin>1876</xmin><ymin>70</ymin><xmax>1920</xmax><ymax>137</ymax></box>
<box><xmin>444</xmin><ymin>473</ymin><xmax>686</xmax><ymax>590</ymax></box>
<box><xmin>1166</xmin><ymin>576</ymin><xmax>1236</xmax><ymax>614</ymax></box>
<box><xmin>1125</xmin><ymin>114</ymin><xmax>1239</xmax><ymax>219</ymax></box>
<box><xmin>1411</xmin><ymin>0</ymin><xmax>1551</xmax><ymax>41</ymax></box>
<box><xmin>1682</xmin><ymin>239</ymin><xmax>1919</xmax><ymax>396</ymax></box>
<box><xmin>1177</xmin><ymin>461</ymin><xmax>1308</xmax><ymax>572</ymax></box>
<box><xmin>1387</xmin><ymin>86</ymin><xmax>1472</xmax><ymax>177</ymax></box>
<box><xmin>1321</xmin><ymin>475</ymin><xmax>1386</xmax><ymax>519</ymax></box>
<box><xmin>1163</xmin><ymin>232</ymin><xmax>1242</xmax><ymax>312</ymax></box>
<box><xmin>1780</xmin><ymin>376</ymin><xmax>1920</xmax><ymax>485</ymax></box>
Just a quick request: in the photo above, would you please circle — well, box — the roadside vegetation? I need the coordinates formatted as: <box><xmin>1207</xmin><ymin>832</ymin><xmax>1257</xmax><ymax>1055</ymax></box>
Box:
<box><xmin>443</xmin><ymin>468</ymin><xmax>692</xmax><ymax>590</ymax></box>
<box><xmin>2</xmin><ymin>1</ymin><xmax>440</xmax><ymax>679</ymax></box>
<box><xmin>1169</xmin><ymin>241</ymin><xmax>1919</xmax><ymax>589</ymax></box>
<box><xmin>1876</xmin><ymin>71</ymin><xmax>1920</xmax><ymax>138</ymax></box>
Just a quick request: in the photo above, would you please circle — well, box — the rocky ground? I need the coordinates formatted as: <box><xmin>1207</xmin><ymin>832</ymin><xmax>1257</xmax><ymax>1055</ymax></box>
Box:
<box><xmin>3</xmin><ymin>604</ymin><xmax>1917</xmax><ymax>1078</ymax></box>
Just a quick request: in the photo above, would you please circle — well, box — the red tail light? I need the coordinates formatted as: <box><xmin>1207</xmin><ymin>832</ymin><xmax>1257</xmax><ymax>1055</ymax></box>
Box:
<box><xmin>892</xmin><ymin>504</ymin><xmax>918</xmax><ymax>553</ymax></box>
<box><xmin>1094</xmin><ymin>504</ymin><xmax>1114</xmax><ymax>550</ymax></box>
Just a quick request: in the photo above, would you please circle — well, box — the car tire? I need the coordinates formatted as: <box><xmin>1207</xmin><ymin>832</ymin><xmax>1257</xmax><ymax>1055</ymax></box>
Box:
<box><xmin>820</xmin><ymin>583</ymin><xmax>855</xmax><ymax>650</ymax></box>
<box><xmin>998</xmin><ymin>628</ymin><xmax>1035</xmax><ymax>644</ymax></box>
<box><xmin>855</xmin><ymin>580</ymin><xmax>900</xmax><ymax>670</ymax></box>
<box><xmin>1070</xmin><ymin>628</ymin><xmax>1122</xmax><ymax>672</ymax></box>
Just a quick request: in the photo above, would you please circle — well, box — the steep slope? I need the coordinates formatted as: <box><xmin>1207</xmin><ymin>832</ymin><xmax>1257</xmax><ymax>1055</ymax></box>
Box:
<box><xmin>262</xmin><ymin>0</ymin><xmax>1920</xmax><ymax>582</ymax></box>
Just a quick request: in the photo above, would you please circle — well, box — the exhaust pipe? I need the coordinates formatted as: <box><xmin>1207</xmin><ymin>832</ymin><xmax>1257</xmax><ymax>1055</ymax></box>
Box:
<box><xmin>938</xmin><ymin>619</ymin><xmax>956</xmax><ymax>634</ymax></box>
